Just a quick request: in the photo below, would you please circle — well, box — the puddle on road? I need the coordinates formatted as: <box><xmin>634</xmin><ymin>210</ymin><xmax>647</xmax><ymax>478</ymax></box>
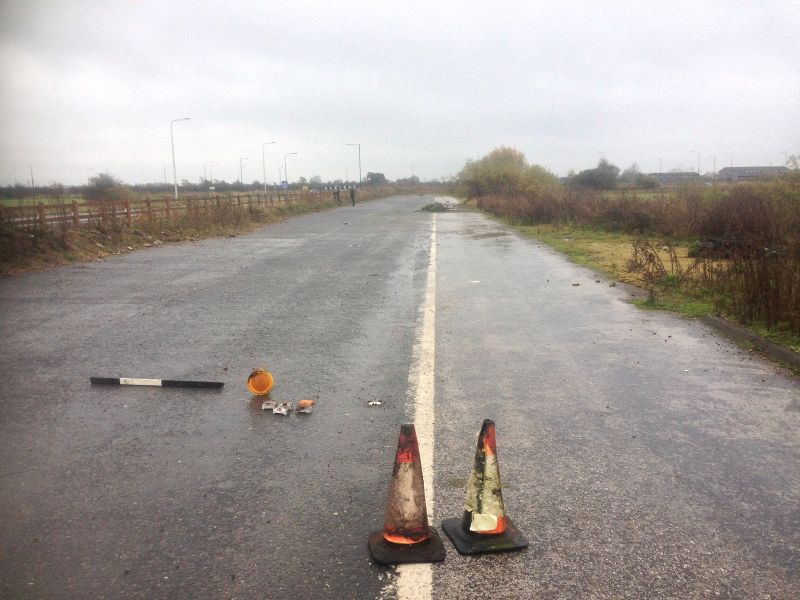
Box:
<box><xmin>470</xmin><ymin>231</ymin><xmax>510</xmax><ymax>240</ymax></box>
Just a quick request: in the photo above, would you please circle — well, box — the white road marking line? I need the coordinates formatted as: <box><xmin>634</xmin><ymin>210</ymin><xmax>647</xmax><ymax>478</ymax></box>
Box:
<box><xmin>382</xmin><ymin>215</ymin><xmax>438</xmax><ymax>600</ymax></box>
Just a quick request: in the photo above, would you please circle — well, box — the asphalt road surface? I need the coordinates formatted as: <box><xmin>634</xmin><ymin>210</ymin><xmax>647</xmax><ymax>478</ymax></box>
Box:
<box><xmin>1</xmin><ymin>195</ymin><xmax>798</xmax><ymax>599</ymax></box>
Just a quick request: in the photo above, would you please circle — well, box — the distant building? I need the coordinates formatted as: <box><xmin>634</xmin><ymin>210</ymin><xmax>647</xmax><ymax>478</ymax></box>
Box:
<box><xmin>716</xmin><ymin>166</ymin><xmax>789</xmax><ymax>182</ymax></box>
<box><xmin>646</xmin><ymin>171</ymin><xmax>701</xmax><ymax>185</ymax></box>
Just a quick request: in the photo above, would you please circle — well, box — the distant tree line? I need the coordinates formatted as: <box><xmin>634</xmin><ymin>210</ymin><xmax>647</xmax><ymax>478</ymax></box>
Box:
<box><xmin>0</xmin><ymin>170</ymin><xmax>450</xmax><ymax>199</ymax></box>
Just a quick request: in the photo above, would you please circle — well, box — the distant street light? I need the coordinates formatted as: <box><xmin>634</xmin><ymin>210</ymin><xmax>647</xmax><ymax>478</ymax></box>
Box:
<box><xmin>690</xmin><ymin>150</ymin><xmax>700</xmax><ymax>175</ymax></box>
<box><xmin>163</xmin><ymin>164</ymin><xmax>172</xmax><ymax>186</ymax></box>
<box><xmin>170</xmin><ymin>117</ymin><xmax>191</xmax><ymax>199</ymax></box>
<box><xmin>239</xmin><ymin>157</ymin><xmax>249</xmax><ymax>185</ymax></box>
<box><xmin>346</xmin><ymin>143</ymin><xmax>361</xmax><ymax>184</ymax></box>
<box><xmin>204</xmin><ymin>162</ymin><xmax>217</xmax><ymax>186</ymax></box>
<box><xmin>709</xmin><ymin>155</ymin><xmax>716</xmax><ymax>180</ymax></box>
<box><xmin>783</xmin><ymin>150</ymin><xmax>788</xmax><ymax>166</ymax></box>
<box><xmin>659</xmin><ymin>158</ymin><xmax>663</xmax><ymax>186</ymax></box>
<box><xmin>284</xmin><ymin>152</ymin><xmax>298</xmax><ymax>186</ymax></box>
<box><xmin>262</xmin><ymin>142</ymin><xmax>276</xmax><ymax>193</ymax></box>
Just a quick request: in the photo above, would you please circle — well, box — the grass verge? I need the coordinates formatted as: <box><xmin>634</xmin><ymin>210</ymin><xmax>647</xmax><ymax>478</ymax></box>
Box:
<box><xmin>513</xmin><ymin>223</ymin><xmax>800</xmax><ymax>355</ymax></box>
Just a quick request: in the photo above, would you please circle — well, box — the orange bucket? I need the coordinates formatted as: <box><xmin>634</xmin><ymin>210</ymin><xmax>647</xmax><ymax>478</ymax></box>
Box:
<box><xmin>247</xmin><ymin>368</ymin><xmax>274</xmax><ymax>395</ymax></box>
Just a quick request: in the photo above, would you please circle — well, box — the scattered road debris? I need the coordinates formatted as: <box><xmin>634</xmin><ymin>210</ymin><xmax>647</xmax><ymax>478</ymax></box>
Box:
<box><xmin>247</xmin><ymin>368</ymin><xmax>274</xmax><ymax>395</ymax></box>
<box><xmin>297</xmin><ymin>399</ymin><xmax>316</xmax><ymax>413</ymax></box>
<box><xmin>90</xmin><ymin>377</ymin><xmax>223</xmax><ymax>389</ymax></box>
<box><xmin>368</xmin><ymin>400</ymin><xmax>383</xmax><ymax>407</ymax></box>
<box><xmin>261</xmin><ymin>400</ymin><xmax>275</xmax><ymax>411</ymax></box>
<box><xmin>273</xmin><ymin>402</ymin><xmax>292</xmax><ymax>415</ymax></box>
<box><xmin>572</xmin><ymin>283</ymin><xmax>580</xmax><ymax>287</ymax></box>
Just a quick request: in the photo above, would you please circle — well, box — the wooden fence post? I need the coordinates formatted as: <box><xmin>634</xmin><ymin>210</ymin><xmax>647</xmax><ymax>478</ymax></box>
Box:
<box><xmin>165</xmin><ymin>198</ymin><xmax>171</xmax><ymax>218</ymax></box>
<box><xmin>125</xmin><ymin>199</ymin><xmax>132</xmax><ymax>227</ymax></box>
<box><xmin>72</xmin><ymin>201</ymin><xmax>80</xmax><ymax>228</ymax></box>
<box><xmin>146</xmin><ymin>198</ymin><xmax>152</xmax><ymax>222</ymax></box>
<box><xmin>37</xmin><ymin>203</ymin><xmax>46</xmax><ymax>227</ymax></box>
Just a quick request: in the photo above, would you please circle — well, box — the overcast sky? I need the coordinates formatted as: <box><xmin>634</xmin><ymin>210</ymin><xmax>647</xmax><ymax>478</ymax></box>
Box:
<box><xmin>1</xmin><ymin>1</ymin><xmax>798</xmax><ymax>186</ymax></box>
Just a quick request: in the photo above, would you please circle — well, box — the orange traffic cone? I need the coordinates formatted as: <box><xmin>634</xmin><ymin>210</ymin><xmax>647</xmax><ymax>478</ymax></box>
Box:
<box><xmin>368</xmin><ymin>424</ymin><xmax>445</xmax><ymax>564</ymax></box>
<box><xmin>441</xmin><ymin>419</ymin><xmax>528</xmax><ymax>554</ymax></box>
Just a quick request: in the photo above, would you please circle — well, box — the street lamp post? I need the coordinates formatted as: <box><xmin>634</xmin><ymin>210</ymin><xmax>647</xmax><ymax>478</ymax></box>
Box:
<box><xmin>170</xmin><ymin>117</ymin><xmax>191</xmax><ymax>200</ymax></box>
<box><xmin>239</xmin><ymin>157</ymin><xmax>249</xmax><ymax>186</ymax></box>
<box><xmin>709</xmin><ymin>155</ymin><xmax>716</xmax><ymax>180</ymax></box>
<box><xmin>163</xmin><ymin>164</ymin><xmax>171</xmax><ymax>186</ymax></box>
<box><xmin>262</xmin><ymin>142</ymin><xmax>276</xmax><ymax>193</ymax></box>
<box><xmin>207</xmin><ymin>162</ymin><xmax>216</xmax><ymax>186</ymax></box>
<box><xmin>284</xmin><ymin>152</ymin><xmax>298</xmax><ymax>187</ymax></box>
<box><xmin>691</xmin><ymin>150</ymin><xmax>700</xmax><ymax>175</ymax></box>
<box><xmin>346</xmin><ymin>143</ymin><xmax>361</xmax><ymax>184</ymax></box>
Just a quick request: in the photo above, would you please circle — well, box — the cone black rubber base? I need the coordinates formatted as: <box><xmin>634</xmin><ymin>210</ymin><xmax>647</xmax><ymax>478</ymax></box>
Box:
<box><xmin>441</xmin><ymin>517</ymin><xmax>528</xmax><ymax>555</ymax></box>
<box><xmin>368</xmin><ymin>530</ymin><xmax>446</xmax><ymax>565</ymax></box>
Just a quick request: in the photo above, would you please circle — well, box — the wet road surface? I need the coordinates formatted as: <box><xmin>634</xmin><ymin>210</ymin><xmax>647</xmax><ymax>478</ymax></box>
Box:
<box><xmin>1</xmin><ymin>196</ymin><xmax>798</xmax><ymax>599</ymax></box>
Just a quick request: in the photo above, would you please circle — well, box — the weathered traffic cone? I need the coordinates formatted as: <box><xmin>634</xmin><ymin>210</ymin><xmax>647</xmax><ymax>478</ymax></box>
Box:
<box><xmin>441</xmin><ymin>419</ymin><xmax>528</xmax><ymax>554</ymax></box>
<box><xmin>368</xmin><ymin>424</ymin><xmax>446</xmax><ymax>564</ymax></box>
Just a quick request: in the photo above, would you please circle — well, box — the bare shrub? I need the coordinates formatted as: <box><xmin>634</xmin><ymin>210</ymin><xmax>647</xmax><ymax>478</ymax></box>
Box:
<box><xmin>465</xmin><ymin>147</ymin><xmax>800</xmax><ymax>335</ymax></box>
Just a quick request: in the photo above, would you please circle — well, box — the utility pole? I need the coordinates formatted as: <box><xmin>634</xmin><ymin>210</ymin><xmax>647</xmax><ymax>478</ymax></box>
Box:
<box><xmin>170</xmin><ymin>117</ymin><xmax>191</xmax><ymax>199</ymax></box>
<box><xmin>239</xmin><ymin>157</ymin><xmax>249</xmax><ymax>185</ymax></box>
<box><xmin>284</xmin><ymin>152</ymin><xmax>298</xmax><ymax>186</ymax></box>
<box><xmin>658</xmin><ymin>158</ymin><xmax>662</xmax><ymax>186</ymax></box>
